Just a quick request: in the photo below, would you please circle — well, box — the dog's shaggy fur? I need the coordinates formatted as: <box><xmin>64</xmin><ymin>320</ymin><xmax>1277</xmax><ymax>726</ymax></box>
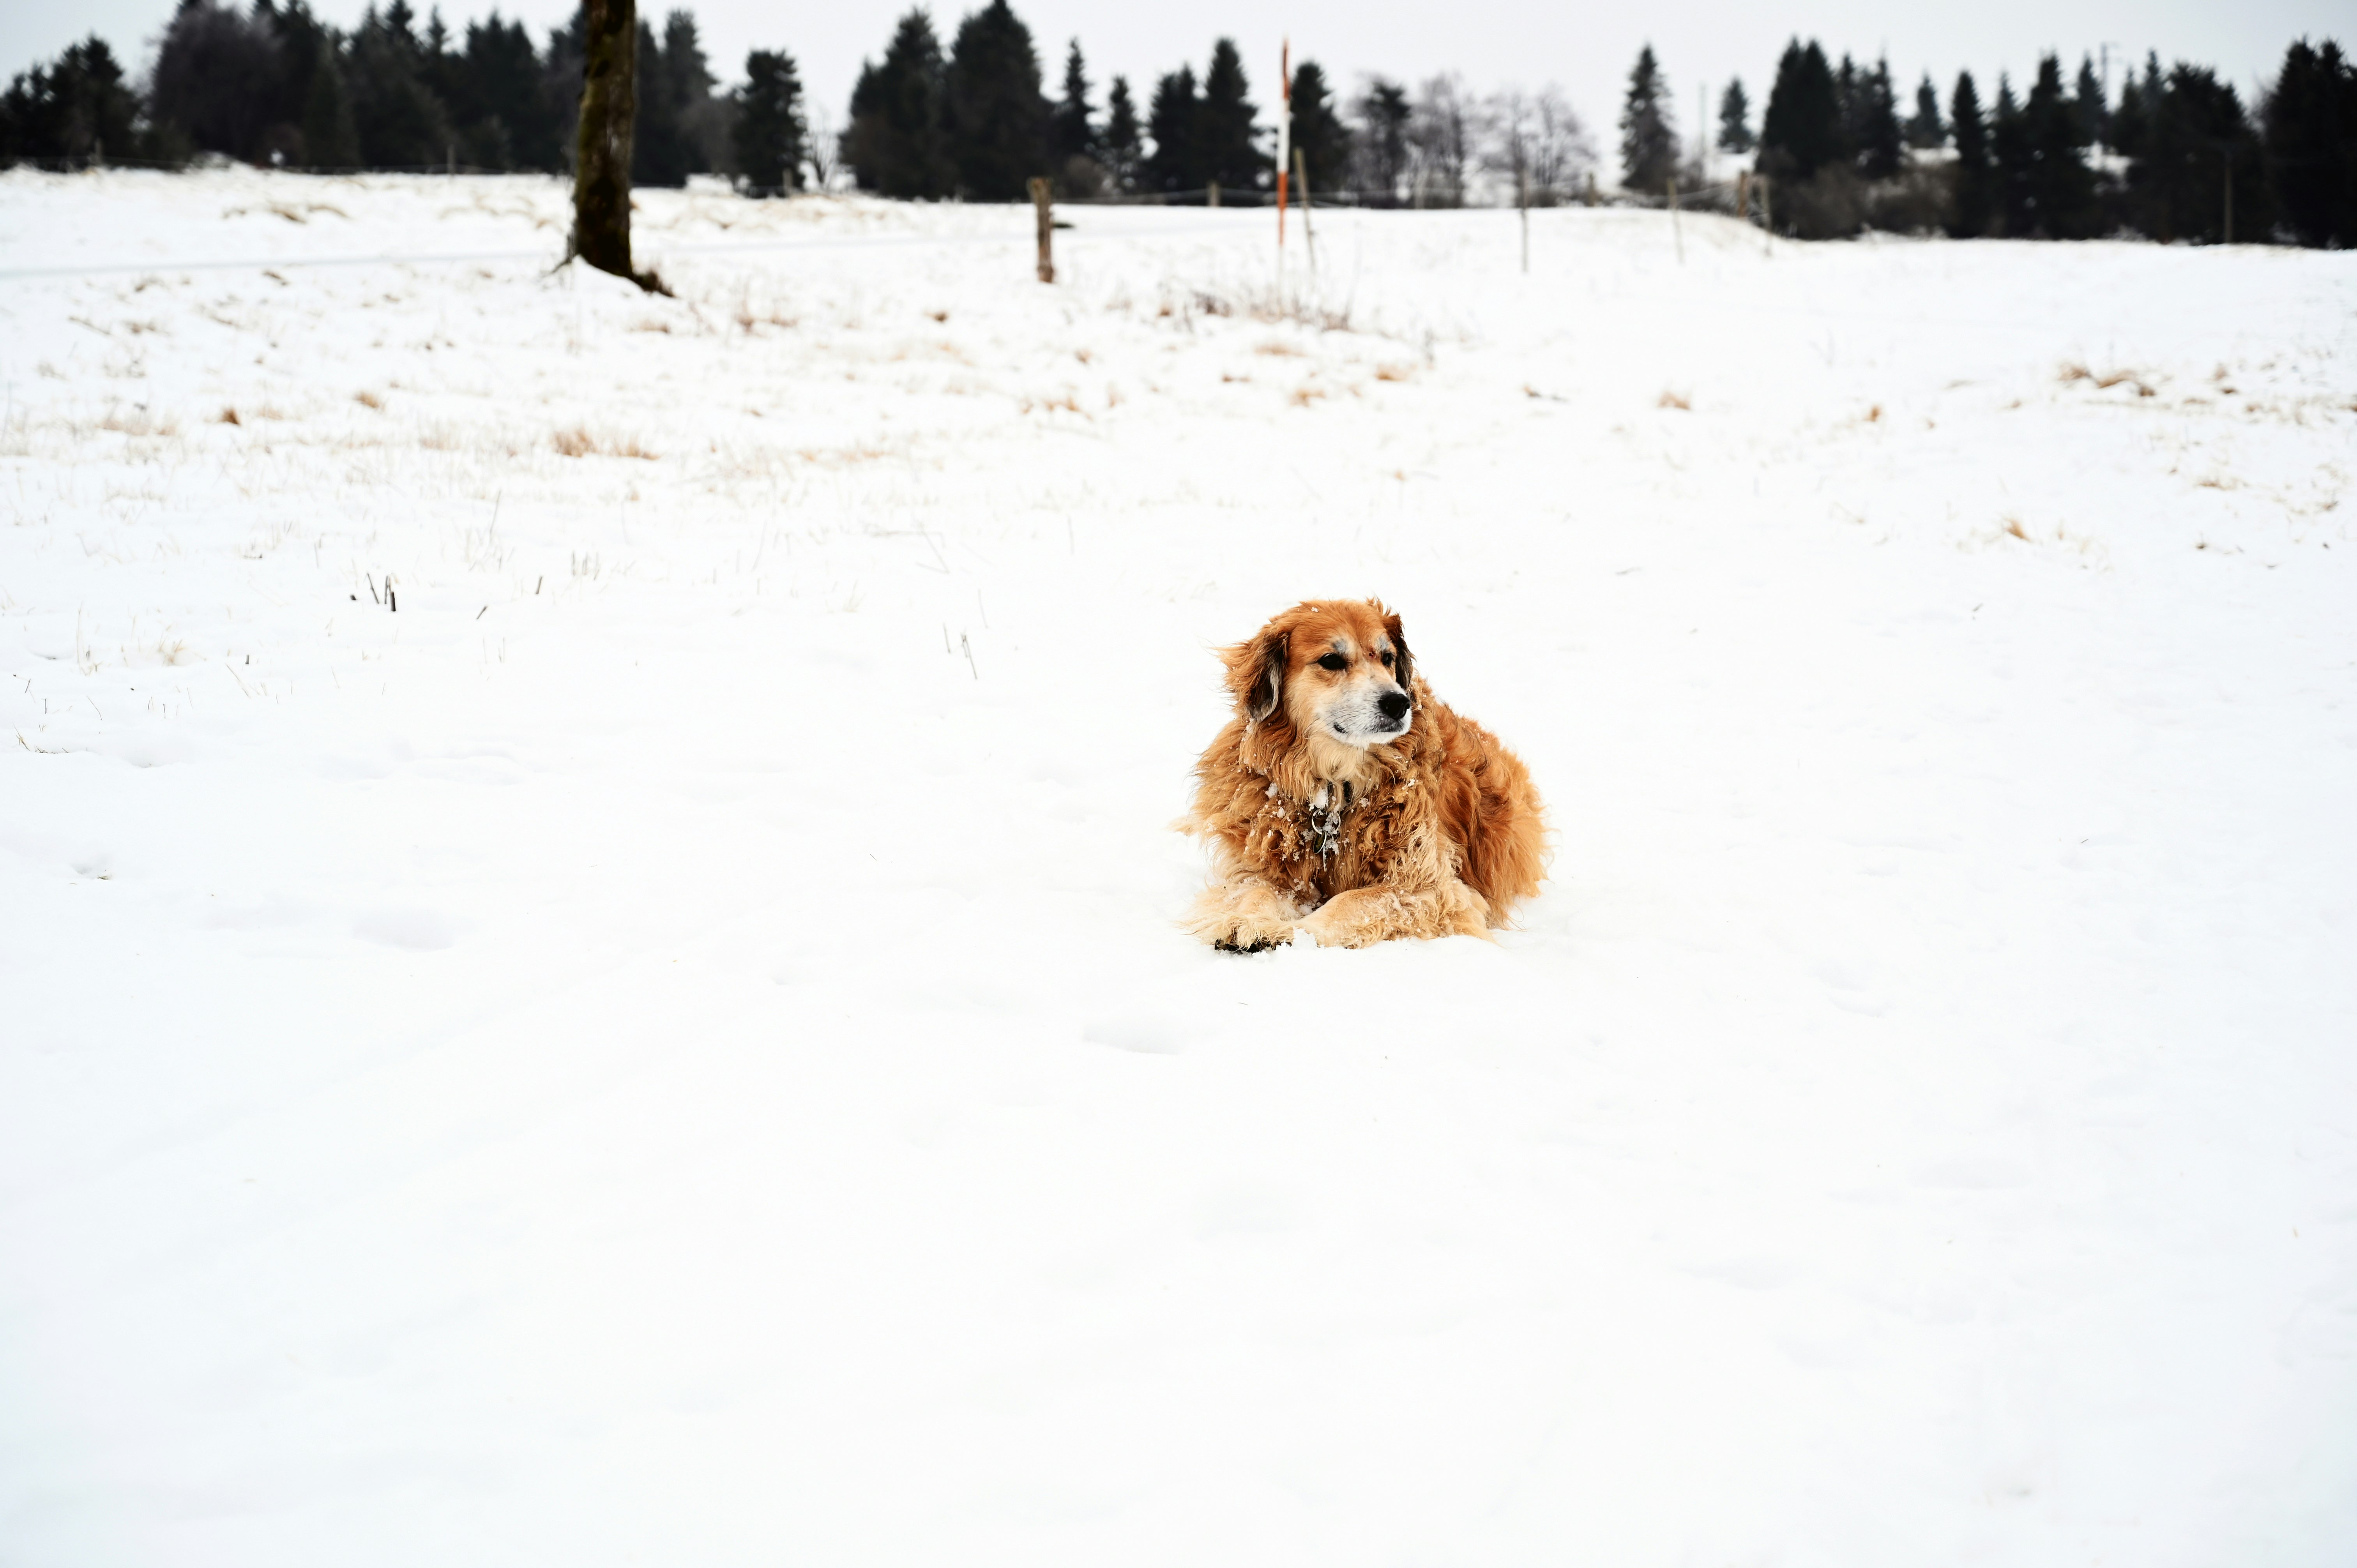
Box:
<box><xmin>1180</xmin><ymin>599</ymin><xmax>1548</xmax><ymax>949</ymax></box>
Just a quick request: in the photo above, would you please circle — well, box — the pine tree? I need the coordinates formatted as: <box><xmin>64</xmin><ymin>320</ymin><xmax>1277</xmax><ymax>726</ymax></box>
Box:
<box><xmin>1716</xmin><ymin>78</ymin><xmax>1752</xmax><ymax>153</ymax></box>
<box><xmin>1990</xmin><ymin>75</ymin><xmax>2030</xmax><ymax>235</ymax></box>
<box><xmin>733</xmin><ymin>48</ymin><xmax>803</xmax><ymax>194</ymax></box>
<box><xmin>150</xmin><ymin>0</ymin><xmax>288</xmax><ymax>161</ymax></box>
<box><xmin>1905</xmin><ymin>74</ymin><xmax>1945</xmax><ymax>149</ymax></box>
<box><xmin>1835</xmin><ymin>54</ymin><xmax>1861</xmax><ymax>156</ymax></box>
<box><xmin>1759</xmin><ymin>39</ymin><xmax>1842</xmax><ymax>182</ymax></box>
<box><xmin>1618</xmin><ymin>43</ymin><xmax>1675</xmax><ymax>191</ymax></box>
<box><xmin>1949</xmin><ymin>70</ymin><xmax>1992</xmax><ymax>236</ymax></box>
<box><xmin>663</xmin><ymin>12</ymin><xmax>727</xmax><ymax>178</ymax></box>
<box><xmin>2263</xmin><ymin>39</ymin><xmax>2356</xmax><ymax>247</ymax></box>
<box><xmin>1288</xmin><ymin>60</ymin><xmax>1349</xmax><ymax>191</ymax></box>
<box><xmin>1050</xmin><ymin>39</ymin><xmax>1093</xmax><ymax>167</ymax></box>
<box><xmin>349</xmin><ymin>2</ymin><xmax>455</xmax><ymax>167</ymax></box>
<box><xmin>630</xmin><ymin>14</ymin><xmax>704</xmax><ymax>187</ymax></box>
<box><xmin>300</xmin><ymin>49</ymin><xmax>360</xmax><ymax>167</ymax></box>
<box><xmin>2109</xmin><ymin>55</ymin><xmax>2156</xmax><ymax>162</ymax></box>
<box><xmin>1143</xmin><ymin>65</ymin><xmax>1200</xmax><ymax>193</ymax></box>
<box><xmin>845</xmin><ymin>9</ymin><xmax>950</xmax><ymax>198</ymax></box>
<box><xmin>2127</xmin><ymin>61</ymin><xmax>2269</xmax><ymax>243</ymax></box>
<box><xmin>2073</xmin><ymin>55</ymin><xmax>2105</xmax><ymax>148</ymax></box>
<box><xmin>2022</xmin><ymin>53</ymin><xmax>2098</xmax><ymax>235</ymax></box>
<box><xmin>1198</xmin><ymin>38</ymin><xmax>1260</xmax><ymax>194</ymax></box>
<box><xmin>1100</xmin><ymin>74</ymin><xmax>1140</xmax><ymax>191</ymax></box>
<box><xmin>259</xmin><ymin>1</ymin><xmax>341</xmax><ymax>165</ymax></box>
<box><xmin>944</xmin><ymin>0</ymin><xmax>1046</xmax><ymax>200</ymax></box>
<box><xmin>0</xmin><ymin>36</ymin><xmax>144</xmax><ymax>163</ymax></box>
<box><xmin>453</xmin><ymin>14</ymin><xmax>557</xmax><ymax>170</ymax></box>
<box><xmin>1857</xmin><ymin>56</ymin><xmax>1901</xmax><ymax>177</ymax></box>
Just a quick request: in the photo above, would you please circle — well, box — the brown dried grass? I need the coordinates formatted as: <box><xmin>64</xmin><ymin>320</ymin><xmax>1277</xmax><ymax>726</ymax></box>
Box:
<box><xmin>553</xmin><ymin>425</ymin><xmax>657</xmax><ymax>460</ymax></box>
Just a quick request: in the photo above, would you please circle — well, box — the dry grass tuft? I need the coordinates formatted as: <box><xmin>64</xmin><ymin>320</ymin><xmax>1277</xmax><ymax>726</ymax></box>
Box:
<box><xmin>732</xmin><ymin>295</ymin><xmax>799</xmax><ymax>333</ymax></box>
<box><xmin>216</xmin><ymin>407</ymin><xmax>242</xmax><ymax>426</ymax></box>
<box><xmin>225</xmin><ymin>199</ymin><xmax>350</xmax><ymax>224</ymax></box>
<box><xmin>1164</xmin><ymin>283</ymin><xmax>1352</xmax><ymax>333</ymax></box>
<box><xmin>99</xmin><ymin>407</ymin><xmax>179</xmax><ymax>436</ymax></box>
<box><xmin>1374</xmin><ymin>363</ymin><xmax>1412</xmax><ymax>383</ymax></box>
<box><xmin>1254</xmin><ymin>340</ymin><xmax>1307</xmax><ymax>358</ymax></box>
<box><xmin>354</xmin><ymin>389</ymin><xmax>385</xmax><ymax>410</ymax></box>
<box><xmin>1658</xmin><ymin>390</ymin><xmax>1691</xmax><ymax>411</ymax></box>
<box><xmin>926</xmin><ymin>309</ymin><xmax>951</xmax><ymax>323</ymax></box>
<box><xmin>2059</xmin><ymin>362</ymin><xmax>2156</xmax><ymax>397</ymax></box>
<box><xmin>2004</xmin><ymin>517</ymin><xmax>2030</xmax><ymax>540</ymax></box>
<box><xmin>1290</xmin><ymin>384</ymin><xmax>1328</xmax><ymax>408</ymax></box>
<box><xmin>553</xmin><ymin>425</ymin><xmax>657</xmax><ymax>459</ymax></box>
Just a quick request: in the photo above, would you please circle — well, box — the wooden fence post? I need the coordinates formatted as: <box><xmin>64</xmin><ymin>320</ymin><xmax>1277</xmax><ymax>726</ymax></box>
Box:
<box><xmin>1736</xmin><ymin>168</ymin><xmax>1750</xmax><ymax>223</ymax></box>
<box><xmin>1207</xmin><ymin>180</ymin><xmax>1221</xmax><ymax>208</ymax></box>
<box><xmin>1293</xmin><ymin>147</ymin><xmax>1317</xmax><ymax>274</ymax></box>
<box><xmin>1668</xmin><ymin>175</ymin><xmax>1683</xmax><ymax>265</ymax></box>
<box><xmin>1519</xmin><ymin>167</ymin><xmax>1530</xmax><ymax>274</ymax></box>
<box><xmin>1028</xmin><ymin>177</ymin><xmax>1054</xmax><ymax>283</ymax></box>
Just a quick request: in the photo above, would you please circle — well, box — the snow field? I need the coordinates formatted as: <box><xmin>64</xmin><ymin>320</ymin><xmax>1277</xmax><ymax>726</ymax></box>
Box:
<box><xmin>2</xmin><ymin>168</ymin><xmax>2355</xmax><ymax>1564</ymax></box>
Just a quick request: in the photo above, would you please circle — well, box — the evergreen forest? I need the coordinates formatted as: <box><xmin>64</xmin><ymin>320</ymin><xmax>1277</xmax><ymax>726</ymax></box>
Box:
<box><xmin>2</xmin><ymin>3</ymin><xmax>2351</xmax><ymax>246</ymax></box>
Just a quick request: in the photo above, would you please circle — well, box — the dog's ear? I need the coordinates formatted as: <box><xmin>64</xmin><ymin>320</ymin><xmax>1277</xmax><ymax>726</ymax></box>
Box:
<box><xmin>1225</xmin><ymin>629</ymin><xmax>1288</xmax><ymax>725</ymax></box>
<box><xmin>1382</xmin><ymin>609</ymin><xmax>1414</xmax><ymax>699</ymax></box>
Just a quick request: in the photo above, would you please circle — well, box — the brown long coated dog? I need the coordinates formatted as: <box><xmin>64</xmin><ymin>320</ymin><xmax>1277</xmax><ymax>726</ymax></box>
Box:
<box><xmin>1180</xmin><ymin>599</ymin><xmax>1548</xmax><ymax>949</ymax></box>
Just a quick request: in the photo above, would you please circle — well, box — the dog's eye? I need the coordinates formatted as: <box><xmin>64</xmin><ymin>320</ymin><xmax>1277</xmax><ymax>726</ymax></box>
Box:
<box><xmin>1380</xmin><ymin>651</ymin><xmax>1394</xmax><ymax>666</ymax></box>
<box><xmin>1317</xmin><ymin>653</ymin><xmax>1348</xmax><ymax>671</ymax></box>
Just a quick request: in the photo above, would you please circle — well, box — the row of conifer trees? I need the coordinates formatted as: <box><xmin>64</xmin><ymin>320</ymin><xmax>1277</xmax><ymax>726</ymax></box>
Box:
<box><xmin>0</xmin><ymin>0</ymin><xmax>739</xmax><ymax>184</ymax></box>
<box><xmin>1656</xmin><ymin>38</ymin><xmax>2354</xmax><ymax>246</ymax></box>
<box><xmin>3</xmin><ymin>2</ymin><xmax>2350</xmax><ymax>246</ymax></box>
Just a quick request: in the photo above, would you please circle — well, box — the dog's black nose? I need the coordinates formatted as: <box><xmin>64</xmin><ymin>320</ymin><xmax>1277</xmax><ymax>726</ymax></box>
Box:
<box><xmin>1377</xmin><ymin>691</ymin><xmax>1410</xmax><ymax>722</ymax></box>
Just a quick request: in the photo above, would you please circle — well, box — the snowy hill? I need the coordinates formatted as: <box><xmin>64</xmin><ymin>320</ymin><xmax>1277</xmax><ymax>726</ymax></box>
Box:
<box><xmin>2</xmin><ymin>168</ymin><xmax>2353</xmax><ymax>1565</ymax></box>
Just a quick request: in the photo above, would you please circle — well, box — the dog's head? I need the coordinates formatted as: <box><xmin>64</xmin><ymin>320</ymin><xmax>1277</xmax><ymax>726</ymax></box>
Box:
<box><xmin>1222</xmin><ymin>599</ymin><xmax>1415</xmax><ymax>748</ymax></box>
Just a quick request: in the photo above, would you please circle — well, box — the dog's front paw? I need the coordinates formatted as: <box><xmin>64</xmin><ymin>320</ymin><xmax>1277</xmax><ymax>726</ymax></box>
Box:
<box><xmin>1293</xmin><ymin>909</ymin><xmax>1360</xmax><ymax>949</ymax></box>
<box><xmin>1185</xmin><ymin>885</ymin><xmax>1303</xmax><ymax>953</ymax></box>
<box><xmin>1200</xmin><ymin>912</ymin><xmax>1300</xmax><ymax>953</ymax></box>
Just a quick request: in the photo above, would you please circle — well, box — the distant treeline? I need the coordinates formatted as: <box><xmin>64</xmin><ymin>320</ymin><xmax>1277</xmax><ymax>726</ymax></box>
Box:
<box><xmin>1700</xmin><ymin>39</ymin><xmax>2357</xmax><ymax>246</ymax></box>
<box><xmin>2</xmin><ymin>2</ymin><xmax>2350</xmax><ymax>246</ymax></box>
<box><xmin>0</xmin><ymin>1</ymin><xmax>733</xmax><ymax>185</ymax></box>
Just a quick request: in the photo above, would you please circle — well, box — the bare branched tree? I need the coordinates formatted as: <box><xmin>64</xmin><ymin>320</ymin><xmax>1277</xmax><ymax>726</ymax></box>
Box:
<box><xmin>1407</xmin><ymin>72</ymin><xmax>1471</xmax><ymax>207</ymax></box>
<box><xmin>1482</xmin><ymin>87</ymin><xmax>1534</xmax><ymax>204</ymax></box>
<box><xmin>804</xmin><ymin>100</ymin><xmax>841</xmax><ymax>191</ymax></box>
<box><xmin>1528</xmin><ymin>87</ymin><xmax>1595</xmax><ymax>202</ymax></box>
<box><xmin>1479</xmin><ymin>84</ymin><xmax>1594</xmax><ymax>207</ymax></box>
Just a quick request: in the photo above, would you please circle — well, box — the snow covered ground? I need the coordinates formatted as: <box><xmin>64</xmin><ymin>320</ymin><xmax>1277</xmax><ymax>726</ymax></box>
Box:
<box><xmin>2</xmin><ymin>168</ymin><xmax>2353</xmax><ymax>1566</ymax></box>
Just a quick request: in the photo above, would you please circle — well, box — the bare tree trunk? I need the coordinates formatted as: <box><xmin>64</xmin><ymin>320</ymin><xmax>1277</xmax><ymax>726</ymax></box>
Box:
<box><xmin>571</xmin><ymin>0</ymin><xmax>641</xmax><ymax>285</ymax></box>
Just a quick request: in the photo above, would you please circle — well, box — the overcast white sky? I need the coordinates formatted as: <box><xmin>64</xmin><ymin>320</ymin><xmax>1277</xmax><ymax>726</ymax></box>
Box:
<box><xmin>9</xmin><ymin>0</ymin><xmax>2345</xmax><ymax>151</ymax></box>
